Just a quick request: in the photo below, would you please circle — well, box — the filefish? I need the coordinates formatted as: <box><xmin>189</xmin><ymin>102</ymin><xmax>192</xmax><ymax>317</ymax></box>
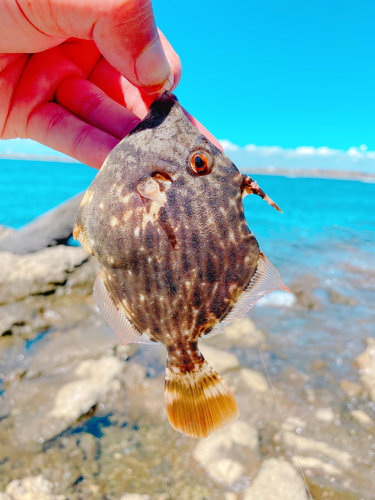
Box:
<box><xmin>73</xmin><ymin>92</ymin><xmax>288</xmax><ymax>439</ymax></box>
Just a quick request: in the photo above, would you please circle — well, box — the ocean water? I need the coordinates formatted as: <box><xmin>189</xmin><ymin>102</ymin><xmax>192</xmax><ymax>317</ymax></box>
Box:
<box><xmin>1</xmin><ymin>158</ymin><xmax>375</xmax><ymax>380</ymax></box>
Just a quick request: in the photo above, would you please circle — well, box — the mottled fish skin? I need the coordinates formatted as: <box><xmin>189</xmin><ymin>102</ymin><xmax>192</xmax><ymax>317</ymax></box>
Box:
<box><xmin>76</xmin><ymin>93</ymin><xmax>259</xmax><ymax>365</ymax></box>
<box><xmin>74</xmin><ymin>92</ymin><xmax>285</xmax><ymax>438</ymax></box>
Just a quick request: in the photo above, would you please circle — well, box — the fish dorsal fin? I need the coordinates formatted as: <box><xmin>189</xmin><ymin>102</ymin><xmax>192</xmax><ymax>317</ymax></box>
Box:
<box><xmin>205</xmin><ymin>252</ymin><xmax>289</xmax><ymax>337</ymax></box>
<box><xmin>93</xmin><ymin>273</ymin><xmax>154</xmax><ymax>345</ymax></box>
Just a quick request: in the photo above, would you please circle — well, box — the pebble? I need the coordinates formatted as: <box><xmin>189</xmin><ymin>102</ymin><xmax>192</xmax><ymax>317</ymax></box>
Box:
<box><xmin>291</xmin><ymin>455</ymin><xmax>343</xmax><ymax>476</ymax></box>
<box><xmin>256</xmin><ymin>290</ymin><xmax>297</xmax><ymax>308</ymax></box>
<box><xmin>119</xmin><ymin>495</ymin><xmax>150</xmax><ymax>500</ymax></box>
<box><xmin>239</xmin><ymin>368</ymin><xmax>268</xmax><ymax>392</ymax></box>
<box><xmin>193</xmin><ymin>420</ymin><xmax>257</xmax><ymax>486</ymax></box>
<box><xmin>355</xmin><ymin>338</ymin><xmax>375</xmax><ymax>402</ymax></box>
<box><xmin>340</xmin><ymin>379</ymin><xmax>363</xmax><ymax>398</ymax></box>
<box><xmin>350</xmin><ymin>409</ymin><xmax>374</xmax><ymax>428</ymax></box>
<box><xmin>204</xmin><ymin>458</ymin><xmax>244</xmax><ymax>486</ymax></box>
<box><xmin>199</xmin><ymin>345</ymin><xmax>240</xmax><ymax>373</ymax></box>
<box><xmin>193</xmin><ymin>420</ymin><xmax>258</xmax><ymax>468</ymax></box>
<box><xmin>242</xmin><ymin>458</ymin><xmax>308</xmax><ymax>500</ymax></box>
<box><xmin>223</xmin><ymin>316</ymin><xmax>266</xmax><ymax>348</ymax></box>
<box><xmin>5</xmin><ymin>475</ymin><xmax>66</xmax><ymax>500</ymax></box>
<box><xmin>49</xmin><ymin>356</ymin><xmax>123</xmax><ymax>420</ymax></box>
<box><xmin>315</xmin><ymin>407</ymin><xmax>335</xmax><ymax>423</ymax></box>
<box><xmin>282</xmin><ymin>431</ymin><xmax>352</xmax><ymax>469</ymax></box>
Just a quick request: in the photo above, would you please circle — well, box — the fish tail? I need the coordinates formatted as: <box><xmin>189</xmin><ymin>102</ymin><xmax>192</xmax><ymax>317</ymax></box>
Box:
<box><xmin>164</xmin><ymin>358</ymin><xmax>239</xmax><ymax>439</ymax></box>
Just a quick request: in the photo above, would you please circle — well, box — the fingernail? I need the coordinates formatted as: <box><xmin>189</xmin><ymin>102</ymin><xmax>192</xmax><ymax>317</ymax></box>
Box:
<box><xmin>135</xmin><ymin>38</ymin><xmax>171</xmax><ymax>88</ymax></box>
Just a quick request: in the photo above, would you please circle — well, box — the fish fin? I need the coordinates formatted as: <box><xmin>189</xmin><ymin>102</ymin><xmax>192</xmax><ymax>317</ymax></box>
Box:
<box><xmin>222</xmin><ymin>252</ymin><xmax>289</xmax><ymax>324</ymax></box>
<box><xmin>137</xmin><ymin>177</ymin><xmax>166</xmax><ymax>207</ymax></box>
<box><xmin>164</xmin><ymin>360</ymin><xmax>239</xmax><ymax>439</ymax></box>
<box><xmin>93</xmin><ymin>272</ymin><xmax>154</xmax><ymax>345</ymax></box>
<box><xmin>73</xmin><ymin>223</ymin><xmax>93</xmax><ymax>255</ymax></box>
<box><xmin>203</xmin><ymin>323</ymin><xmax>225</xmax><ymax>338</ymax></box>
<box><xmin>241</xmin><ymin>175</ymin><xmax>282</xmax><ymax>212</ymax></box>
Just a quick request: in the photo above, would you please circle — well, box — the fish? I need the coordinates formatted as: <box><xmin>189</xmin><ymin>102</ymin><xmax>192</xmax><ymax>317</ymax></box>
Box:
<box><xmin>73</xmin><ymin>91</ymin><xmax>288</xmax><ymax>439</ymax></box>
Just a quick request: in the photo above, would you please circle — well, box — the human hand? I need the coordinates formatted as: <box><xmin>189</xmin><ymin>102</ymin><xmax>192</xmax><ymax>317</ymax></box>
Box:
<box><xmin>0</xmin><ymin>0</ymin><xmax>221</xmax><ymax>169</ymax></box>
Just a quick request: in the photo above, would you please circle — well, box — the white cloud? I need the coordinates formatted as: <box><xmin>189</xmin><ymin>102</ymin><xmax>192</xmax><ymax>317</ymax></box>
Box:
<box><xmin>219</xmin><ymin>141</ymin><xmax>375</xmax><ymax>174</ymax></box>
<box><xmin>218</xmin><ymin>139</ymin><xmax>239</xmax><ymax>152</ymax></box>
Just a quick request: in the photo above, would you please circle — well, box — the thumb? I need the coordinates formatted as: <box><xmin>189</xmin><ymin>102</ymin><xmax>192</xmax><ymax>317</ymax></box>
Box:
<box><xmin>92</xmin><ymin>0</ymin><xmax>176</xmax><ymax>93</ymax></box>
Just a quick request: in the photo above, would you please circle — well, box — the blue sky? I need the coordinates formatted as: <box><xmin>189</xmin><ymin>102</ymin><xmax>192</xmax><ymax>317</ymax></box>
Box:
<box><xmin>155</xmin><ymin>0</ymin><xmax>375</xmax><ymax>151</ymax></box>
<box><xmin>1</xmin><ymin>0</ymin><xmax>374</xmax><ymax>173</ymax></box>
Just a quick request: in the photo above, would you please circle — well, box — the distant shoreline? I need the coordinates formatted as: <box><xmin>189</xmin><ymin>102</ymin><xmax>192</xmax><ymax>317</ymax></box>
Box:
<box><xmin>241</xmin><ymin>167</ymin><xmax>375</xmax><ymax>183</ymax></box>
<box><xmin>0</xmin><ymin>154</ymin><xmax>374</xmax><ymax>182</ymax></box>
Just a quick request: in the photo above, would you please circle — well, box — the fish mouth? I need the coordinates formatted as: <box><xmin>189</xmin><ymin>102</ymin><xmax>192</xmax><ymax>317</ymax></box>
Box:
<box><xmin>137</xmin><ymin>172</ymin><xmax>173</xmax><ymax>207</ymax></box>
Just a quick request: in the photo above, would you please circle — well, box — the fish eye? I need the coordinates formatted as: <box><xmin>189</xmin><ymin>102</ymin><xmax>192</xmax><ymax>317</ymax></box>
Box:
<box><xmin>189</xmin><ymin>151</ymin><xmax>214</xmax><ymax>176</ymax></box>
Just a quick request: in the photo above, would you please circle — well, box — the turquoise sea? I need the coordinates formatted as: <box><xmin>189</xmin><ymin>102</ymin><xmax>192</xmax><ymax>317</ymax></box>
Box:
<box><xmin>1</xmin><ymin>158</ymin><xmax>375</xmax><ymax>380</ymax></box>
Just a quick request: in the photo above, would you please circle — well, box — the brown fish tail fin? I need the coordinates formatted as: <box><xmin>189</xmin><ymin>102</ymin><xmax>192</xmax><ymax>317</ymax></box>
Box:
<box><xmin>164</xmin><ymin>360</ymin><xmax>239</xmax><ymax>439</ymax></box>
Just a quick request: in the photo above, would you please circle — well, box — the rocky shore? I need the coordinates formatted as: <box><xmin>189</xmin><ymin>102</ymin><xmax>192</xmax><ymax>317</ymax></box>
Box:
<box><xmin>0</xmin><ymin>196</ymin><xmax>374</xmax><ymax>500</ymax></box>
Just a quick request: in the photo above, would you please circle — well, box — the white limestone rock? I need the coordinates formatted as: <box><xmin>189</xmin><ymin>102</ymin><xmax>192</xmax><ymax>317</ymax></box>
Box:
<box><xmin>291</xmin><ymin>455</ymin><xmax>343</xmax><ymax>476</ymax></box>
<box><xmin>119</xmin><ymin>495</ymin><xmax>150</xmax><ymax>500</ymax></box>
<box><xmin>355</xmin><ymin>338</ymin><xmax>375</xmax><ymax>402</ymax></box>
<box><xmin>5</xmin><ymin>475</ymin><xmax>66</xmax><ymax>500</ymax></box>
<box><xmin>315</xmin><ymin>407</ymin><xmax>335</xmax><ymax>423</ymax></box>
<box><xmin>205</xmin><ymin>458</ymin><xmax>244</xmax><ymax>486</ymax></box>
<box><xmin>50</xmin><ymin>356</ymin><xmax>123</xmax><ymax>420</ymax></box>
<box><xmin>243</xmin><ymin>458</ymin><xmax>308</xmax><ymax>500</ymax></box>
<box><xmin>282</xmin><ymin>432</ymin><xmax>352</xmax><ymax>469</ymax></box>
<box><xmin>199</xmin><ymin>345</ymin><xmax>239</xmax><ymax>373</ymax></box>
<box><xmin>239</xmin><ymin>368</ymin><xmax>268</xmax><ymax>392</ymax></box>
<box><xmin>193</xmin><ymin>420</ymin><xmax>258</xmax><ymax>468</ymax></box>
<box><xmin>223</xmin><ymin>317</ymin><xmax>266</xmax><ymax>348</ymax></box>
<box><xmin>350</xmin><ymin>409</ymin><xmax>374</xmax><ymax>428</ymax></box>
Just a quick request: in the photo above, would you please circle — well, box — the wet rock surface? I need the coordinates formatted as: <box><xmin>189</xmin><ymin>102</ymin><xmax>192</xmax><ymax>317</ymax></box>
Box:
<box><xmin>0</xmin><ymin>239</ymin><xmax>374</xmax><ymax>499</ymax></box>
<box><xmin>0</xmin><ymin>193</ymin><xmax>84</xmax><ymax>255</ymax></box>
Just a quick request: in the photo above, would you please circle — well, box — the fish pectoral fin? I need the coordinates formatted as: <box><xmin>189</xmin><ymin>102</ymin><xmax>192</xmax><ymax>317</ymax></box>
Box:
<box><xmin>164</xmin><ymin>359</ymin><xmax>239</xmax><ymax>439</ymax></box>
<box><xmin>241</xmin><ymin>174</ymin><xmax>282</xmax><ymax>213</ymax></box>
<box><xmin>93</xmin><ymin>272</ymin><xmax>154</xmax><ymax>345</ymax></box>
<box><xmin>222</xmin><ymin>252</ymin><xmax>290</xmax><ymax>324</ymax></box>
<box><xmin>137</xmin><ymin>177</ymin><xmax>166</xmax><ymax>207</ymax></box>
<box><xmin>73</xmin><ymin>223</ymin><xmax>94</xmax><ymax>255</ymax></box>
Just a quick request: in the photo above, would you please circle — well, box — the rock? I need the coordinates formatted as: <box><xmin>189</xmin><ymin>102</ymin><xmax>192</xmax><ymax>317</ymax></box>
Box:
<box><xmin>289</xmin><ymin>274</ymin><xmax>320</xmax><ymax>310</ymax></box>
<box><xmin>328</xmin><ymin>289</ymin><xmax>357</xmax><ymax>306</ymax></box>
<box><xmin>49</xmin><ymin>356</ymin><xmax>124</xmax><ymax>420</ymax></box>
<box><xmin>340</xmin><ymin>379</ymin><xmax>363</xmax><ymax>398</ymax></box>
<box><xmin>5</xmin><ymin>475</ymin><xmax>66</xmax><ymax>500</ymax></box>
<box><xmin>355</xmin><ymin>338</ymin><xmax>375</xmax><ymax>401</ymax></box>
<box><xmin>193</xmin><ymin>433</ymin><xmax>232</xmax><ymax>468</ymax></box>
<box><xmin>77</xmin><ymin>432</ymin><xmax>98</xmax><ymax>461</ymax></box>
<box><xmin>199</xmin><ymin>345</ymin><xmax>239</xmax><ymax>373</ymax></box>
<box><xmin>119</xmin><ymin>495</ymin><xmax>150</xmax><ymax>500</ymax></box>
<box><xmin>0</xmin><ymin>193</ymin><xmax>84</xmax><ymax>255</ymax></box>
<box><xmin>291</xmin><ymin>455</ymin><xmax>343</xmax><ymax>476</ymax></box>
<box><xmin>256</xmin><ymin>290</ymin><xmax>297</xmax><ymax>308</ymax></box>
<box><xmin>204</xmin><ymin>458</ymin><xmax>244</xmax><ymax>486</ymax></box>
<box><xmin>242</xmin><ymin>458</ymin><xmax>308</xmax><ymax>500</ymax></box>
<box><xmin>0</xmin><ymin>246</ymin><xmax>88</xmax><ymax>304</ymax></box>
<box><xmin>282</xmin><ymin>432</ymin><xmax>352</xmax><ymax>469</ymax></box>
<box><xmin>0</xmin><ymin>225</ymin><xmax>14</xmax><ymax>242</ymax></box>
<box><xmin>238</xmin><ymin>368</ymin><xmax>268</xmax><ymax>392</ymax></box>
<box><xmin>282</xmin><ymin>417</ymin><xmax>307</xmax><ymax>432</ymax></box>
<box><xmin>315</xmin><ymin>407</ymin><xmax>335</xmax><ymax>423</ymax></box>
<box><xmin>0</xmin><ymin>304</ymin><xmax>21</xmax><ymax>336</ymax></box>
<box><xmin>193</xmin><ymin>420</ymin><xmax>257</xmax><ymax>469</ymax></box>
<box><xmin>224</xmin><ymin>494</ymin><xmax>237</xmax><ymax>500</ymax></box>
<box><xmin>350</xmin><ymin>409</ymin><xmax>374</xmax><ymax>428</ymax></box>
<box><xmin>0</xmin><ymin>494</ymin><xmax>11</xmax><ymax>500</ymax></box>
<box><xmin>223</xmin><ymin>317</ymin><xmax>266</xmax><ymax>348</ymax></box>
